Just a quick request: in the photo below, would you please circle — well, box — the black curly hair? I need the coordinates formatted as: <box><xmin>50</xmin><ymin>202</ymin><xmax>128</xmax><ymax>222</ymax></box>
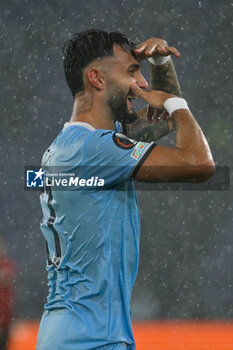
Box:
<box><xmin>63</xmin><ymin>29</ymin><xmax>136</xmax><ymax>97</ymax></box>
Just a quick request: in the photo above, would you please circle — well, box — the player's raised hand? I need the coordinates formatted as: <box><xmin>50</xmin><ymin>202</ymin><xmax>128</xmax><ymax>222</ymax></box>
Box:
<box><xmin>146</xmin><ymin>105</ymin><xmax>170</xmax><ymax>124</ymax></box>
<box><xmin>134</xmin><ymin>37</ymin><xmax>180</xmax><ymax>60</ymax></box>
<box><xmin>130</xmin><ymin>83</ymin><xmax>175</xmax><ymax>111</ymax></box>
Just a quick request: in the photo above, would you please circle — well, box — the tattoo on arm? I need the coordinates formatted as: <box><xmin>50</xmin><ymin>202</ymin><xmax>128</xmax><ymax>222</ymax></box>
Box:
<box><xmin>126</xmin><ymin>116</ymin><xmax>174</xmax><ymax>143</ymax></box>
<box><xmin>126</xmin><ymin>58</ymin><xmax>180</xmax><ymax>141</ymax></box>
<box><xmin>150</xmin><ymin>58</ymin><xmax>182</xmax><ymax>96</ymax></box>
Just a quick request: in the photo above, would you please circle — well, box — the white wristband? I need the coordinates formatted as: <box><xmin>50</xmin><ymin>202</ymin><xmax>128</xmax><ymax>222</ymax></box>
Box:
<box><xmin>148</xmin><ymin>55</ymin><xmax>170</xmax><ymax>65</ymax></box>
<box><xmin>164</xmin><ymin>97</ymin><xmax>189</xmax><ymax>116</ymax></box>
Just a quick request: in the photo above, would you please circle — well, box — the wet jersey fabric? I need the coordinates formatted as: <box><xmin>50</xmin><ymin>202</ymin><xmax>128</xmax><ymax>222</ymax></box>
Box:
<box><xmin>36</xmin><ymin>122</ymin><xmax>156</xmax><ymax>350</ymax></box>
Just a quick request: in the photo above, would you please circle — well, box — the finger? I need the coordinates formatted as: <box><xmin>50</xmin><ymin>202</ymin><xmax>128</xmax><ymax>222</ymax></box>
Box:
<box><xmin>130</xmin><ymin>83</ymin><xmax>149</xmax><ymax>103</ymax></box>
<box><xmin>145</xmin><ymin>44</ymin><xmax>170</xmax><ymax>57</ymax></box>
<box><xmin>134</xmin><ymin>43</ymin><xmax>147</xmax><ymax>53</ymax></box>
<box><xmin>157</xmin><ymin>44</ymin><xmax>169</xmax><ymax>55</ymax></box>
<box><xmin>144</xmin><ymin>44</ymin><xmax>158</xmax><ymax>56</ymax></box>
<box><xmin>160</xmin><ymin>110</ymin><xmax>170</xmax><ymax>120</ymax></box>
<box><xmin>153</xmin><ymin>110</ymin><xmax>162</xmax><ymax>122</ymax></box>
<box><xmin>159</xmin><ymin>110</ymin><xmax>167</xmax><ymax>118</ymax></box>
<box><xmin>168</xmin><ymin>46</ymin><xmax>180</xmax><ymax>57</ymax></box>
<box><xmin>146</xmin><ymin>106</ymin><xmax>155</xmax><ymax>123</ymax></box>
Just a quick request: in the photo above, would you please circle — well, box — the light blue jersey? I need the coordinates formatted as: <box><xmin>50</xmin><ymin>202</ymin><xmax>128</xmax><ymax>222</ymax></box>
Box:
<box><xmin>36</xmin><ymin>122</ymin><xmax>155</xmax><ymax>350</ymax></box>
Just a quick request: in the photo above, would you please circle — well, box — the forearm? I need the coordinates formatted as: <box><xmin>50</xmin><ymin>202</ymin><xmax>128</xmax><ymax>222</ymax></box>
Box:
<box><xmin>127</xmin><ymin>58</ymin><xmax>180</xmax><ymax>141</ymax></box>
<box><xmin>135</xmin><ymin>109</ymin><xmax>215</xmax><ymax>183</ymax></box>
<box><xmin>150</xmin><ymin>58</ymin><xmax>182</xmax><ymax>96</ymax></box>
<box><xmin>127</xmin><ymin>115</ymin><xmax>174</xmax><ymax>142</ymax></box>
<box><xmin>172</xmin><ymin>109</ymin><xmax>214</xmax><ymax>167</ymax></box>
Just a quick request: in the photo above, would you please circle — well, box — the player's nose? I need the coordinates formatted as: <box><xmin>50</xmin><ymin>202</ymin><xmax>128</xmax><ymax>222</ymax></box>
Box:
<box><xmin>136</xmin><ymin>73</ymin><xmax>148</xmax><ymax>90</ymax></box>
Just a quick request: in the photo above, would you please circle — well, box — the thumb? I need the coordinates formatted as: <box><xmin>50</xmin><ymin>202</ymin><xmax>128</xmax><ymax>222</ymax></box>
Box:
<box><xmin>130</xmin><ymin>83</ymin><xmax>149</xmax><ymax>103</ymax></box>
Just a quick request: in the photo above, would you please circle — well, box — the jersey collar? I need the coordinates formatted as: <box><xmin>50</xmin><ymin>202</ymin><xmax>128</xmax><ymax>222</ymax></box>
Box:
<box><xmin>64</xmin><ymin>121</ymin><xmax>95</xmax><ymax>131</ymax></box>
<box><xmin>64</xmin><ymin>121</ymin><xmax>122</xmax><ymax>132</ymax></box>
<box><xmin>114</xmin><ymin>121</ymin><xmax>123</xmax><ymax>133</ymax></box>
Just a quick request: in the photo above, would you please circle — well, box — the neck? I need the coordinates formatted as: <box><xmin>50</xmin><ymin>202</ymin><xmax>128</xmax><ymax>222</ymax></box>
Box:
<box><xmin>70</xmin><ymin>90</ymin><xmax>115</xmax><ymax>130</ymax></box>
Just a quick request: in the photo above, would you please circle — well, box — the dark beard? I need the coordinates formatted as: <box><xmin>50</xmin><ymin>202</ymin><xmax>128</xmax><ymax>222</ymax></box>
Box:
<box><xmin>107</xmin><ymin>88</ymin><xmax>138</xmax><ymax>124</ymax></box>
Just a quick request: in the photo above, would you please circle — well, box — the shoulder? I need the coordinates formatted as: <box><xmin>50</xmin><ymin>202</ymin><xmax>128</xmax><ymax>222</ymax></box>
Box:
<box><xmin>83</xmin><ymin>129</ymin><xmax>139</xmax><ymax>154</ymax></box>
<box><xmin>41</xmin><ymin>125</ymin><xmax>92</xmax><ymax>167</ymax></box>
<box><xmin>59</xmin><ymin>124</ymin><xmax>92</xmax><ymax>145</ymax></box>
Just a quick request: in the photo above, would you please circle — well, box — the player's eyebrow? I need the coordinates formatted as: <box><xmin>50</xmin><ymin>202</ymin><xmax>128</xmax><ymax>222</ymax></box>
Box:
<box><xmin>127</xmin><ymin>63</ymin><xmax>141</xmax><ymax>71</ymax></box>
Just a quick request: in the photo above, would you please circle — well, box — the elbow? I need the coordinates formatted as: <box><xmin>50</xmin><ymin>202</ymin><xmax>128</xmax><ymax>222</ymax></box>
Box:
<box><xmin>189</xmin><ymin>159</ymin><xmax>216</xmax><ymax>183</ymax></box>
<box><xmin>181</xmin><ymin>148</ymin><xmax>215</xmax><ymax>182</ymax></box>
<box><xmin>205</xmin><ymin>159</ymin><xmax>216</xmax><ymax>178</ymax></box>
<box><xmin>195</xmin><ymin>163</ymin><xmax>215</xmax><ymax>182</ymax></box>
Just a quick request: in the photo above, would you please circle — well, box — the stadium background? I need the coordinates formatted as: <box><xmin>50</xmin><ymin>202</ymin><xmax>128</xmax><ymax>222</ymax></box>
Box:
<box><xmin>1</xmin><ymin>0</ymin><xmax>233</xmax><ymax>348</ymax></box>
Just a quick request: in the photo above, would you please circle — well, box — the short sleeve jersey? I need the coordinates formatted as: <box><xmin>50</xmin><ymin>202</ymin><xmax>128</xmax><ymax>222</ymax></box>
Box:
<box><xmin>39</xmin><ymin>121</ymin><xmax>156</xmax><ymax>349</ymax></box>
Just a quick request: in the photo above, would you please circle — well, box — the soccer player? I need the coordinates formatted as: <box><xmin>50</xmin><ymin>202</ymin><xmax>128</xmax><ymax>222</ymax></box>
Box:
<box><xmin>36</xmin><ymin>30</ymin><xmax>215</xmax><ymax>350</ymax></box>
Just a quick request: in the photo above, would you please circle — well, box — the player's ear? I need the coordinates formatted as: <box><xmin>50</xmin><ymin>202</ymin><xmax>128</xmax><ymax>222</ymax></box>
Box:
<box><xmin>87</xmin><ymin>68</ymin><xmax>105</xmax><ymax>91</ymax></box>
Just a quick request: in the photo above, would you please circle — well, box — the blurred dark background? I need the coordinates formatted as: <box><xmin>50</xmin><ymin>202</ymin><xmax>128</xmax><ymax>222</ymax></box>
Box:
<box><xmin>1</xmin><ymin>0</ymin><xmax>232</xmax><ymax>321</ymax></box>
